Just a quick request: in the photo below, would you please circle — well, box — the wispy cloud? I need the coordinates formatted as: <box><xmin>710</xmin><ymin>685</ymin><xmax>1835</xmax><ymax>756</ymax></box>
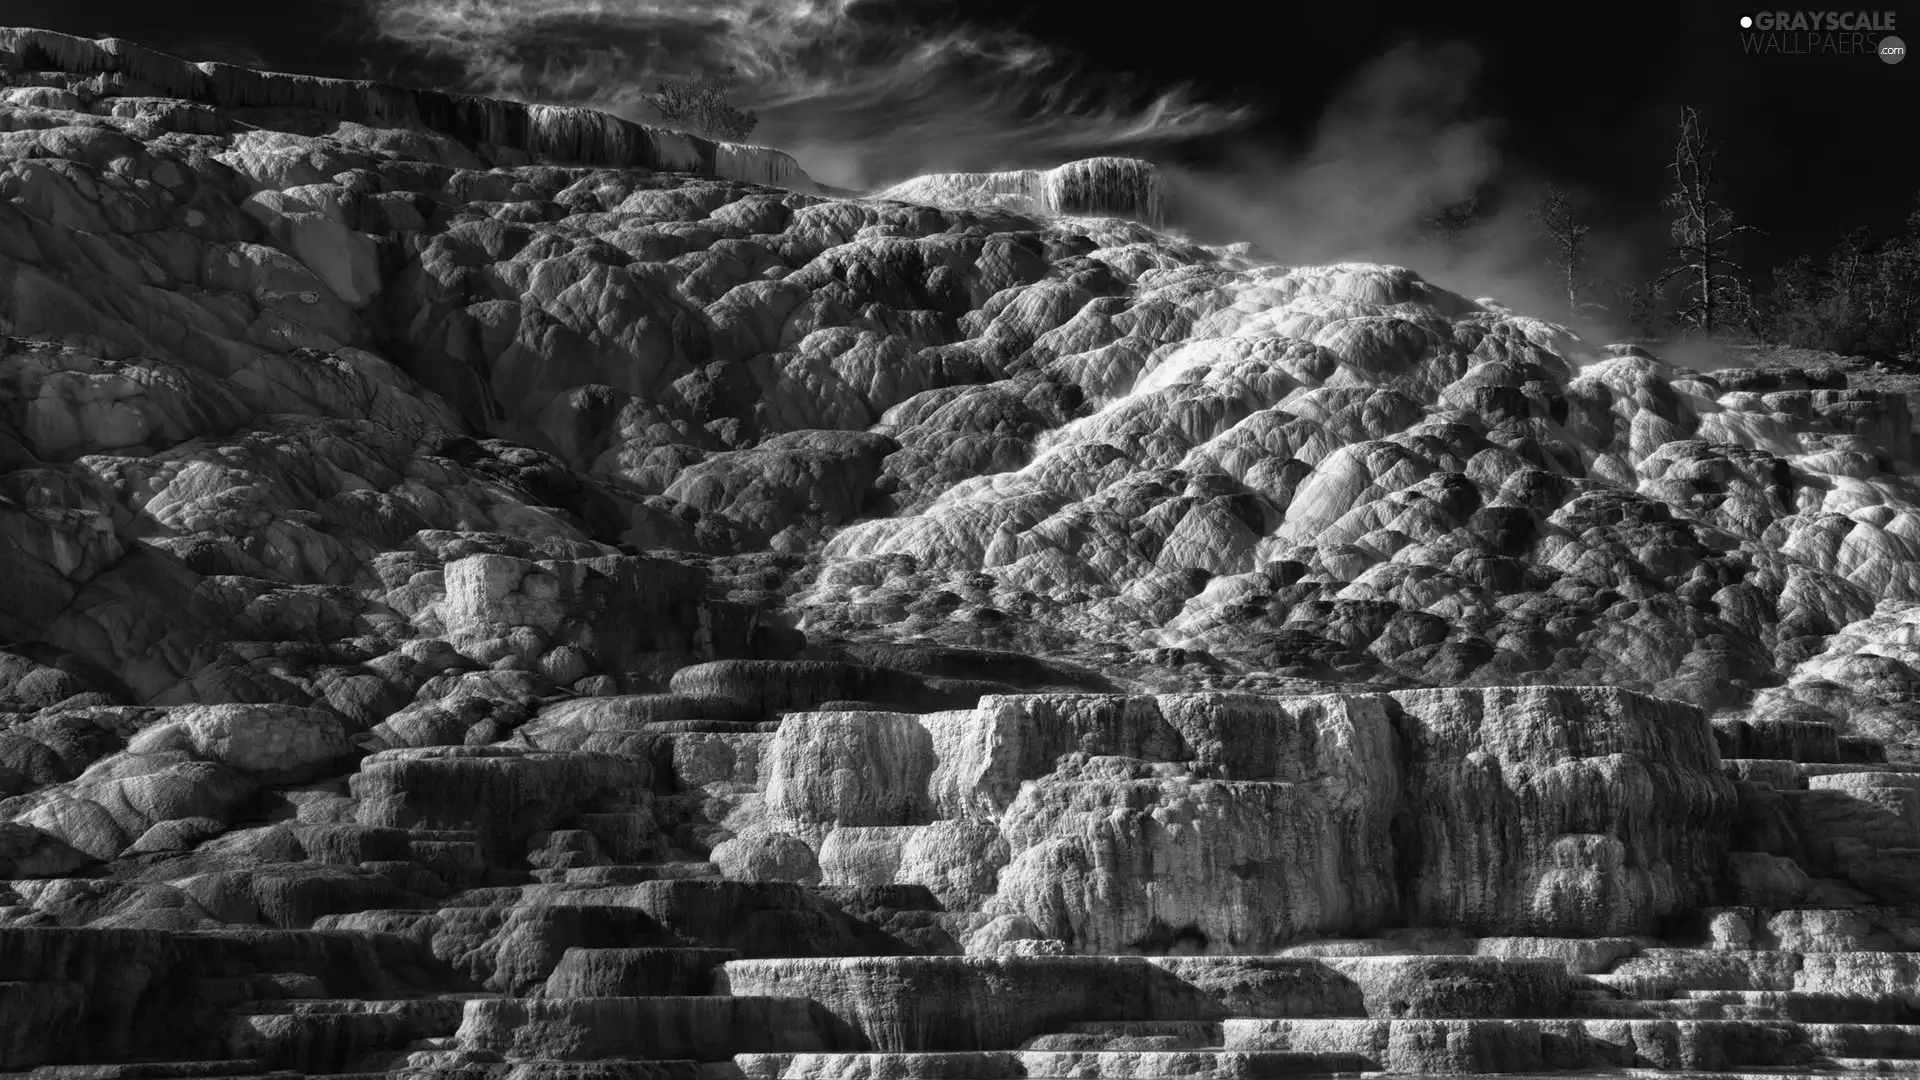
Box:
<box><xmin>362</xmin><ymin>0</ymin><xmax>1257</xmax><ymax>188</ymax></box>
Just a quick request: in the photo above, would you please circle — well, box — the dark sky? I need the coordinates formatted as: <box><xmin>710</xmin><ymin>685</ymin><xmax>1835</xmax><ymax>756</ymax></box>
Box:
<box><xmin>8</xmin><ymin>0</ymin><xmax>1916</xmax><ymax>295</ymax></box>
<box><xmin>1009</xmin><ymin>1</ymin><xmax>1916</xmax><ymax>283</ymax></box>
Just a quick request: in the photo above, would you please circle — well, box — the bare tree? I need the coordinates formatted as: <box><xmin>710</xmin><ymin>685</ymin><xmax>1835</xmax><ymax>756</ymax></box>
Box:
<box><xmin>1527</xmin><ymin>184</ymin><xmax>1594</xmax><ymax>325</ymax></box>
<box><xmin>1419</xmin><ymin>196</ymin><xmax>1481</xmax><ymax>252</ymax></box>
<box><xmin>1657</xmin><ymin>106</ymin><xmax>1761</xmax><ymax>336</ymax></box>
<box><xmin>1829</xmin><ymin>225</ymin><xmax>1877</xmax><ymax>317</ymax></box>
<box><xmin>641</xmin><ymin>66</ymin><xmax>759</xmax><ymax>141</ymax></box>
<box><xmin>1882</xmin><ymin>201</ymin><xmax>1920</xmax><ymax>357</ymax></box>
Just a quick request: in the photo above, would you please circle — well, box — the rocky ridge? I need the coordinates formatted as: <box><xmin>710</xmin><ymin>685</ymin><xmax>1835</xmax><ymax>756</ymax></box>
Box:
<box><xmin>0</xmin><ymin>25</ymin><xmax>1919</xmax><ymax>1080</ymax></box>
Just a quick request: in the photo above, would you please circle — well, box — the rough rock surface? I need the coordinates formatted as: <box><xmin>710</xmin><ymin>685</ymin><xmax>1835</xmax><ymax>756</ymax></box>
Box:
<box><xmin>2</xmin><ymin>25</ymin><xmax>1920</xmax><ymax>1080</ymax></box>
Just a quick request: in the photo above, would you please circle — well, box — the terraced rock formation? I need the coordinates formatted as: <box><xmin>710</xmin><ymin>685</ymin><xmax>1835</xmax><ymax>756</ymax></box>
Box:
<box><xmin>2</xmin><ymin>24</ymin><xmax>1920</xmax><ymax>1080</ymax></box>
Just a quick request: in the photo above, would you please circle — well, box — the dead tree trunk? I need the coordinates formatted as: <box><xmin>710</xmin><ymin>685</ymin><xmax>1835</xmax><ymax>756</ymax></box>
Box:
<box><xmin>1657</xmin><ymin>106</ymin><xmax>1760</xmax><ymax>336</ymax></box>
<box><xmin>1527</xmin><ymin>184</ymin><xmax>1592</xmax><ymax>325</ymax></box>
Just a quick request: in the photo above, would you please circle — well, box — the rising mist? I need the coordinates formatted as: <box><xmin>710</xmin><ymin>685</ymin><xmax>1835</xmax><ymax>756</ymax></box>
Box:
<box><xmin>365</xmin><ymin>0</ymin><xmax>1671</xmax><ymax>345</ymax></box>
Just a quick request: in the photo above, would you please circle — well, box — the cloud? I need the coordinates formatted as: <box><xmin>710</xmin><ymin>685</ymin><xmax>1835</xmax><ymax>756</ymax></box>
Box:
<box><xmin>1158</xmin><ymin>41</ymin><xmax>1501</xmax><ymax>266</ymax></box>
<box><xmin>361</xmin><ymin>0</ymin><xmax>1256</xmax><ymax>188</ymax></box>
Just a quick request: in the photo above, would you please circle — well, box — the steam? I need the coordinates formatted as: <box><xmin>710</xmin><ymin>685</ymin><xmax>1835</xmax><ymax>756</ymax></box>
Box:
<box><xmin>1153</xmin><ymin>41</ymin><xmax>1659</xmax><ymax>354</ymax></box>
<box><xmin>362</xmin><ymin>3</ymin><xmax>1667</xmax><ymax>351</ymax></box>
<box><xmin>1157</xmin><ymin>42</ymin><xmax>1589</xmax><ymax>337</ymax></box>
<box><xmin>1161</xmin><ymin>42</ymin><xmax>1495</xmax><ymax>264</ymax></box>
<box><xmin>361</xmin><ymin>0</ymin><xmax>1255</xmax><ymax>189</ymax></box>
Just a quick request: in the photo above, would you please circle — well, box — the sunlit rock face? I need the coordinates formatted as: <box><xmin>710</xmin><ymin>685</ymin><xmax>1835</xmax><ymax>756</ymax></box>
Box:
<box><xmin>776</xmin><ymin>685</ymin><xmax>1732</xmax><ymax>951</ymax></box>
<box><xmin>873</xmin><ymin>157</ymin><xmax>1166</xmax><ymax>226</ymax></box>
<box><xmin>802</xmin><ymin>284</ymin><xmax>1920</xmax><ymax>718</ymax></box>
<box><xmin>8</xmin><ymin>25</ymin><xmax>1920</xmax><ymax>1080</ymax></box>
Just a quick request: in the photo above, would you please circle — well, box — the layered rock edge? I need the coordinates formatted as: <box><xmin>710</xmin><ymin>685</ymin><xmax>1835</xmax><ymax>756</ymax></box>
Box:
<box><xmin>0</xmin><ymin>26</ymin><xmax>820</xmax><ymax>191</ymax></box>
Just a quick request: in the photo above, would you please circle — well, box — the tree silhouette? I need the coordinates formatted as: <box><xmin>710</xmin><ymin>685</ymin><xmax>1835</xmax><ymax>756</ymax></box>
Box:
<box><xmin>641</xmin><ymin>66</ymin><xmax>760</xmax><ymax>142</ymax></box>
<box><xmin>1657</xmin><ymin>107</ymin><xmax>1761</xmax><ymax>336</ymax></box>
<box><xmin>1756</xmin><ymin>197</ymin><xmax>1920</xmax><ymax>359</ymax></box>
<box><xmin>1880</xmin><ymin>199</ymin><xmax>1920</xmax><ymax>356</ymax></box>
<box><xmin>1527</xmin><ymin>184</ymin><xmax>1596</xmax><ymax>325</ymax></box>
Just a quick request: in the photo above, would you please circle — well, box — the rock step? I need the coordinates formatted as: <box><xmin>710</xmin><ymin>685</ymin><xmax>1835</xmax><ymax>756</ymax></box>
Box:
<box><xmin>542</xmin><ymin>946</ymin><xmax>741</xmax><ymax>997</ymax></box>
<box><xmin>558</xmin><ymin>862</ymin><xmax>724</xmax><ymax>884</ymax></box>
<box><xmin>318</xmin><ymin>902</ymin><xmax>682</xmax><ymax>965</ymax></box>
<box><xmin>232</xmin><ymin>997</ymin><xmax>480</xmax><ymax>1015</ymax></box>
<box><xmin>1827</xmin><ymin>1058</ymin><xmax>1920</xmax><ymax>1073</ymax></box>
<box><xmin>438</xmin><ymin>887</ymin><xmax>535</xmax><ymax>906</ymax></box>
<box><xmin>1004</xmin><ymin>1049</ymin><xmax>1383</xmax><ymax>1078</ymax></box>
<box><xmin>668</xmin><ymin>658</ymin><xmax>999</xmax><ymax>719</ymax></box>
<box><xmin>1221</xmin><ymin>1018</ymin><xmax>1543</xmax><ymax>1072</ymax></box>
<box><xmin>1272</xmin><ymin>937</ymin><xmax>1640</xmax><ymax>974</ymax></box>
<box><xmin>654</xmin><ymin>720</ymin><xmax>776</xmax><ymax>733</ymax></box>
<box><xmin>1682</xmin><ymin>990</ymin><xmax>1920</xmax><ymax>1023</ymax></box>
<box><xmin>528</xmin><ymin>861</ymin><xmax>700</xmax><ymax>885</ymax></box>
<box><xmin>0</xmin><ymin>926</ymin><xmax>454</xmax><ymax>1062</ymax></box>
<box><xmin>721</xmin><ymin>954</ymin><xmax>1573</xmax><ymax>1054</ymax></box>
<box><xmin>1025</xmin><ymin>1037</ymin><xmax>1225</xmax><ymax>1053</ymax></box>
<box><xmin>1827</xmin><ymin>849</ymin><xmax>1920</xmax><ymax>905</ymax></box>
<box><xmin>380</xmin><ymin>1059</ymin><xmax>705</xmax><ymax>1080</ymax></box>
<box><xmin>402</xmin><ymin>879</ymin><xmax>890</xmax><ymax>959</ymax></box>
<box><xmin>1810</xmin><ymin>772</ymin><xmax>1920</xmax><ymax>792</ymax></box>
<box><xmin>736</xmin><ymin>1053</ymin><xmax>1009</xmax><ymax>1080</ymax></box>
<box><xmin>1532</xmin><ymin>1018</ymin><xmax>1812</xmax><ymax>1071</ymax></box>
<box><xmin>1796</xmin><ymin>951</ymin><xmax>1920</xmax><ymax>994</ymax></box>
<box><xmin>1601</xmin><ymin>949</ymin><xmax>1805</xmax><ymax>994</ymax></box>
<box><xmin>1631</xmin><ymin>946</ymin><xmax>1804</xmax><ymax>963</ymax></box>
<box><xmin>455</xmin><ymin>995</ymin><xmax>857</xmax><ymax>1061</ymax></box>
<box><xmin>1601</xmin><ymin>1074</ymin><xmax>1915</xmax><ymax>1080</ymax></box>
<box><xmin>1577</xmin><ymin>997</ymin><xmax>1736</xmax><ymax>1020</ymax></box>
<box><xmin>1712</xmin><ymin>717</ymin><xmax>1841</xmax><ymax>763</ymax></box>
<box><xmin>400</xmin><ymin>828</ymin><xmax>486</xmax><ymax>842</ymax></box>
<box><xmin>1794</xmin><ymin>785</ymin><xmax>1920</xmax><ymax>834</ymax></box>
<box><xmin>1722</xmin><ymin>759</ymin><xmax>1806</xmax><ymax>788</ymax></box>
<box><xmin>1841</xmin><ymin>735</ymin><xmax>1892</xmax><ymax>764</ymax></box>
<box><xmin>8</xmin><ymin>1064</ymin><xmax>282</xmax><ymax>1078</ymax></box>
<box><xmin>1228</xmin><ymin>1014</ymin><xmax>1812</xmax><ymax>1068</ymax></box>
<box><xmin>352</xmin><ymin>746</ymin><xmax>655</xmax><ymax>860</ymax></box>
<box><xmin>0</xmin><ymin>1075</ymin><xmax>303</xmax><ymax>1080</ymax></box>
<box><xmin>1051</xmin><ymin>1021</ymin><xmax>1225</xmax><ymax>1048</ymax></box>
<box><xmin>1804</xmin><ymin>763</ymin><xmax>1920</xmax><ymax>777</ymax></box>
<box><xmin>530</xmin><ymin>693</ymin><xmax>767</xmax><ymax>728</ymax></box>
<box><xmin>226</xmin><ymin>997</ymin><xmax>469</xmax><ymax>1073</ymax></box>
<box><xmin>1693</xmin><ymin>908</ymin><xmax>1920</xmax><ymax>953</ymax></box>
<box><xmin>1467</xmin><ymin>936</ymin><xmax>1648</xmax><ymax>974</ymax></box>
<box><xmin>731</xmin><ymin>1065</ymin><xmax>1920</xmax><ymax>1080</ymax></box>
<box><xmin>1802</xmin><ymin>1023</ymin><xmax>1920</xmax><ymax>1058</ymax></box>
<box><xmin>735</xmin><ymin>1050</ymin><xmax>1374</xmax><ymax>1080</ymax></box>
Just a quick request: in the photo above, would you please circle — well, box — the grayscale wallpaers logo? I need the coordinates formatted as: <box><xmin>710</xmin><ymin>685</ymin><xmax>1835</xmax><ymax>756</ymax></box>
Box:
<box><xmin>1736</xmin><ymin>10</ymin><xmax>1904</xmax><ymax>59</ymax></box>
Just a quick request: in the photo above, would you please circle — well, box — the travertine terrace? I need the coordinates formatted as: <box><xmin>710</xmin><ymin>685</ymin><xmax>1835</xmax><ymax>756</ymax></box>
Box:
<box><xmin>1</xmin><ymin>25</ymin><xmax>1919</xmax><ymax>1080</ymax></box>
